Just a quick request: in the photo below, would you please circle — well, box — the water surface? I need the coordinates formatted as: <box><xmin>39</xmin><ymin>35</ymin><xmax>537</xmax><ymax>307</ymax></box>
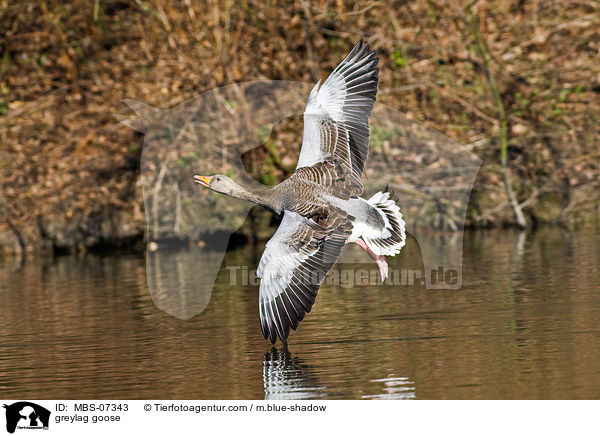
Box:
<box><xmin>1</xmin><ymin>228</ymin><xmax>599</xmax><ymax>399</ymax></box>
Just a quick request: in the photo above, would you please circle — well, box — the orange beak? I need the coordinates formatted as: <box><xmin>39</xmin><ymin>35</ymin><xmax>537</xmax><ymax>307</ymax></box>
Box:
<box><xmin>194</xmin><ymin>175</ymin><xmax>212</xmax><ymax>188</ymax></box>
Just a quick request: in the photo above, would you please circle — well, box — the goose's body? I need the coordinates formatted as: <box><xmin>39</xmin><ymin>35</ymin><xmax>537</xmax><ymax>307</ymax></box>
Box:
<box><xmin>195</xmin><ymin>41</ymin><xmax>406</xmax><ymax>344</ymax></box>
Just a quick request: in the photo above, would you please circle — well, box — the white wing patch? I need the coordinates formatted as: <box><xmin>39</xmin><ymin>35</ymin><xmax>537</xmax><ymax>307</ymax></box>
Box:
<box><xmin>297</xmin><ymin>40</ymin><xmax>379</xmax><ymax>177</ymax></box>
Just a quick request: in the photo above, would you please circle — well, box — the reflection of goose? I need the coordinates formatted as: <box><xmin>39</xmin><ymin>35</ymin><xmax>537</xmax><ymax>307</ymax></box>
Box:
<box><xmin>361</xmin><ymin>376</ymin><xmax>416</xmax><ymax>400</ymax></box>
<box><xmin>195</xmin><ymin>41</ymin><xmax>406</xmax><ymax>343</ymax></box>
<box><xmin>263</xmin><ymin>348</ymin><xmax>327</xmax><ymax>400</ymax></box>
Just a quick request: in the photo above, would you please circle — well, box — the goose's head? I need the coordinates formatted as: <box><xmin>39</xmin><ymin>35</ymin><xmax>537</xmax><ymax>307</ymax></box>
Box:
<box><xmin>194</xmin><ymin>174</ymin><xmax>241</xmax><ymax>196</ymax></box>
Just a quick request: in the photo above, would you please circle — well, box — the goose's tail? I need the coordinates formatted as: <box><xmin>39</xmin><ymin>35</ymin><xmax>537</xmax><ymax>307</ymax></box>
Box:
<box><xmin>362</xmin><ymin>191</ymin><xmax>406</xmax><ymax>256</ymax></box>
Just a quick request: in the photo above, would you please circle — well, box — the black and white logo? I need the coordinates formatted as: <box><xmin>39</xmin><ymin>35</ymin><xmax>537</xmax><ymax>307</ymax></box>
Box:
<box><xmin>3</xmin><ymin>402</ymin><xmax>50</xmax><ymax>434</ymax></box>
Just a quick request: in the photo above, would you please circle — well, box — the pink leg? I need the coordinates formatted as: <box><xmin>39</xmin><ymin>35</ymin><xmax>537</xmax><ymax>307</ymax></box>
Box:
<box><xmin>355</xmin><ymin>238</ymin><xmax>388</xmax><ymax>282</ymax></box>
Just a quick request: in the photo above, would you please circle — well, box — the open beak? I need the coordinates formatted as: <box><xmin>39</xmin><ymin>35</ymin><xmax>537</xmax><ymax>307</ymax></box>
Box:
<box><xmin>194</xmin><ymin>175</ymin><xmax>212</xmax><ymax>188</ymax></box>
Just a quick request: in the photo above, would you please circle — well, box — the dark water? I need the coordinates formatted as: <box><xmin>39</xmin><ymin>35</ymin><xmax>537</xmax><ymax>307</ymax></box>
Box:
<box><xmin>1</xmin><ymin>228</ymin><xmax>599</xmax><ymax>399</ymax></box>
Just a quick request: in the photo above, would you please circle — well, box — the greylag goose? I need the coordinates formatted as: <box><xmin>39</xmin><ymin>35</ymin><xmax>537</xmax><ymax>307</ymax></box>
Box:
<box><xmin>194</xmin><ymin>40</ymin><xmax>406</xmax><ymax>344</ymax></box>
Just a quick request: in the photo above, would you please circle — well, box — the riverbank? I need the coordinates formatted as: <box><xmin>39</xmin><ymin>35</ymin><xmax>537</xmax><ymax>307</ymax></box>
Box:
<box><xmin>1</xmin><ymin>1</ymin><xmax>599</xmax><ymax>255</ymax></box>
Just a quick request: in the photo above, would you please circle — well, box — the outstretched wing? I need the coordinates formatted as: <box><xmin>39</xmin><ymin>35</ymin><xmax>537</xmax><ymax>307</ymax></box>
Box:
<box><xmin>257</xmin><ymin>211</ymin><xmax>351</xmax><ymax>344</ymax></box>
<box><xmin>297</xmin><ymin>40</ymin><xmax>379</xmax><ymax>196</ymax></box>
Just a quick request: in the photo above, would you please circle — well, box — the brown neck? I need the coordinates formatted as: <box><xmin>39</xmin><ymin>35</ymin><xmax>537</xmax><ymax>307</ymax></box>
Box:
<box><xmin>226</xmin><ymin>185</ymin><xmax>283</xmax><ymax>215</ymax></box>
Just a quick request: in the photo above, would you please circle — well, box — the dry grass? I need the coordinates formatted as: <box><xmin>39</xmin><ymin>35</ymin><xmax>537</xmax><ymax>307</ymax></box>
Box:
<box><xmin>1</xmin><ymin>0</ymin><xmax>599</xmax><ymax>252</ymax></box>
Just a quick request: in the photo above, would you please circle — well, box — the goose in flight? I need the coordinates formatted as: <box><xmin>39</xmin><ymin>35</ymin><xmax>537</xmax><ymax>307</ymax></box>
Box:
<box><xmin>194</xmin><ymin>40</ymin><xmax>406</xmax><ymax>344</ymax></box>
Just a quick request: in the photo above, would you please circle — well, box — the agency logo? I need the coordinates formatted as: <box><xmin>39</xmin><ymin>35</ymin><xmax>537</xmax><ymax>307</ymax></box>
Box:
<box><xmin>116</xmin><ymin>80</ymin><xmax>481</xmax><ymax>320</ymax></box>
<box><xmin>3</xmin><ymin>402</ymin><xmax>50</xmax><ymax>434</ymax></box>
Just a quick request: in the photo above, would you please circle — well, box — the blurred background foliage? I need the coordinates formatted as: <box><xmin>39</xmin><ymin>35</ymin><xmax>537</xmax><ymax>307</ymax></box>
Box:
<box><xmin>0</xmin><ymin>0</ymin><xmax>599</xmax><ymax>254</ymax></box>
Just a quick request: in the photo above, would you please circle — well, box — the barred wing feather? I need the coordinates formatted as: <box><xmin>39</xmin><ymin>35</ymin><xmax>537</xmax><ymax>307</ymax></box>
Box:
<box><xmin>297</xmin><ymin>40</ymin><xmax>379</xmax><ymax>195</ymax></box>
<box><xmin>257</xmin><ymin>211</ymin><xmax>349</xmax><ymax>343</ymax></box>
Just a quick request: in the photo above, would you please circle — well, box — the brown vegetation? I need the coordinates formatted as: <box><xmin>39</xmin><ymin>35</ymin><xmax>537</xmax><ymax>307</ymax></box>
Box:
<box><xmin>1</xmin><ymin>0</ymin><xmax>599</xmax><ymax>254</ymax></box>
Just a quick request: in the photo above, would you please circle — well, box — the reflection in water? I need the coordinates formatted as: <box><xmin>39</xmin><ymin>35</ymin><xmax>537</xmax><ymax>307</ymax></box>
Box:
<box><xmin>146</xmin><ymin>248</ymin><xmax>223</xmax><ymax>319</ymax></box>
<box><xmin>0</xmin><ymin>227</ymin><xmax>599</xmax><ymax>399</ymax></box>
<box><xmin>263</xmin><ymin>348</ymin><xmax>327</xmax><ymax>400</ymax></box>
<box><xmin>362</xmin><ymin>376</ymin><xmax>415</xmax><ymax>400</ymax></box>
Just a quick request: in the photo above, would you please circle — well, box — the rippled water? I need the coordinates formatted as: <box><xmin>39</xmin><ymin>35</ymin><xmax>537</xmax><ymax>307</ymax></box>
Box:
<box><xmin>1</xmin><ymin>227</ymin><xmax>599</xmax><ymax>399</ymax></box>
